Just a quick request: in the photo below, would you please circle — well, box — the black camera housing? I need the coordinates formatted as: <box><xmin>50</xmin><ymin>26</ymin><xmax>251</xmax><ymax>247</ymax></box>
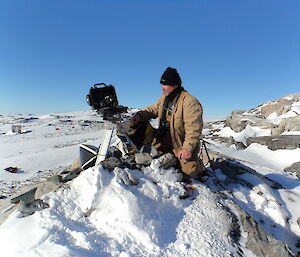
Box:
<box><xmin>86</xmin><ymin>83</ymin><xmax>119</xmax><ymax>110</ymax></box>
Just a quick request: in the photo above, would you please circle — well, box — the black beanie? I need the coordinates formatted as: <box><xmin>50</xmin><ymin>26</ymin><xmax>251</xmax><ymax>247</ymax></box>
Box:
<box><xmin>160</xmin><ymin>67</ymin><xmax>182</xmax><ymax>86</ymax></box>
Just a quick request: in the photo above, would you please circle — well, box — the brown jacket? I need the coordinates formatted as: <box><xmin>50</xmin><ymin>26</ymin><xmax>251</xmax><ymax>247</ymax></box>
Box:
<box><xmin>139</xmin><ymin>90</ymin><xmax>203</xmax><ymax>156</ymax></box>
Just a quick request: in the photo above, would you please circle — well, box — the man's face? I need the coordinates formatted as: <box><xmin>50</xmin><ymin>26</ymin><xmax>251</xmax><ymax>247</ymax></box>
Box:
<box><xmin>162</xmin><ymin>85</ymin><xmax>178</xmax><ymax>96</ymax></box>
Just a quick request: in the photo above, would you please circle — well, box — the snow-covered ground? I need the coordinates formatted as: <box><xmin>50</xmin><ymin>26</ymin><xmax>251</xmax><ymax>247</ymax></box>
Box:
<box><xmin>0</xmin><ymin>110</ymin><xmax>300</xmax><ymax>256</ymax></box>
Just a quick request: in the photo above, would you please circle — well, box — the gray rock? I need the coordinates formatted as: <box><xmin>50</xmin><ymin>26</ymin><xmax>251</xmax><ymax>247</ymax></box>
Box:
<box><xmin>140</xmin><ymin>144</ymin><xmax>159</xmax><ymax>158</ymax></box>
<box><xmin>35</xmin><ymin>181</ymin><xmax>62</xmax><ymax>199</ymax></box>
<box><xmin>46</xmin><ymin>175</ymin><xmax>62</xmax><ymax>183</ymax></box>
<box><xmin>284</xmin><ymin>162</ymin><xmax>300</xmax><ymax>179</ymax></box>
<box><xmin>226</xmin><ymin>136</ymin><xmax>247</xmax><ymax>150</ymax></box>
<box><xmin>247</xmin><ymin>135</ymin><xmax>300</xmax><ymax>150</ymax></box>
<box><xmin>107</xmin><ymin>146</ymin><xmax>123</xmax><ymax>158</ymax></box>
<box><xmin>121</xmin><ymin>155</ymin><xmax>136</xmax><ymax>169</ymax></box>
<box><xmin>101</xmin><ymin>156</ymin><xmax>122</xmax><ymax>171</ymax></box>
<box><xmin>11</xmin><ymin>188</ymin><xmax>37</xmax><ymax>204</ymax></box>
<box><xmin>19</xmin><ymin>199</ymin><xmax>49</xmax><ymax>218</ymax></box>
<box><xmin>225</xmin><ymin>111</ymin><xmax>248</xmax><ymax>132</ymax></box>
<box><xmin>114</xmin><ymin>168</ymin><xmax>138</xmax><ymax>186</ymax></box>
<box><xmin>158</xmin><ymin>153</ymin><xmax>177</xmax><ymax>169</ymax></box>
<box><xmin>297</xmin><ymin>217</ymin><xmax>300</xmax><ymax>228</ymax></box>
<box><xmin>273</xmin><ymin>116</ymin><xmax>300</xmax><ymax>135</ymax></box>
<box><xmin>135</xmin><ymin>153</ymin><xmax>153</xmax><ymax>166</ymax></box>
<box><xmin>237</xmin><ymin>207</ymin><xmax>293</xmax><ymax>257</ymax></box>
<box><xmin>261</xmin><ymin>101</ymin><xmax>287</xmax><ymax>118</ymax></box>
<box><xmin>62</xmin><ymin>168</ymin><xmax>83</xmax><ymax>182</ymax></box>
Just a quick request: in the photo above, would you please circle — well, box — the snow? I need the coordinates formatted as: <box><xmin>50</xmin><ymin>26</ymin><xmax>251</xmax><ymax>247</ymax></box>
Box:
<box><xmin>0</xmin><ymin>165</ymin><xmax>238</xmax><ymax>257</ymax></box>
<box><xmin>291</xmin><ymin>101</ymin><xmax>300</xmax><ymax>114</ymax></box>
<box><xmin>216</xmin><ymin>125</ymin><xmax>271</xmax><ymax>144</ymax></box>
<box><xmin>1</xmin><ymin>110</ymin><xmax>300</xmax><ymax>256</ymax></box>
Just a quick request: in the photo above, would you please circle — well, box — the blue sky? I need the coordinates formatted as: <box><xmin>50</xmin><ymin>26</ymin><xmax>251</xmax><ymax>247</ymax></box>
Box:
<box><xmin>0</xmin><ymin>0</ymin><xmax>299</xmax><ymax>119</ymax></box>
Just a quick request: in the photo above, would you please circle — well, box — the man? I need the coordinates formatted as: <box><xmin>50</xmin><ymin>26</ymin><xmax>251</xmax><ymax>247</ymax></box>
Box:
<box><xmin>131</xmin><ymin>67</ymin><xmax>205</xmax><ymax>177</ymax></box>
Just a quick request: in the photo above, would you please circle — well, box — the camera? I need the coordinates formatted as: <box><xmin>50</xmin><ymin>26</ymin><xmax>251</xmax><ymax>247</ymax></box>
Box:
<box><xmin>86</xmin><ymin>83</ymin><xmax>127</xmax><ymax>120</ymax></box>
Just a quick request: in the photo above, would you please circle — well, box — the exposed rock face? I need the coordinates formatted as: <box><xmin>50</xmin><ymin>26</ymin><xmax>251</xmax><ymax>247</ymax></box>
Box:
<box><xmin>284</xmin><ymin>162</ymin><xmax>300</xmax><ymax>179</ymax></box>
<box><xmin>236</xmin><ymin>207</ymin><xmax>293</xmax><ymax>257</ymax></box>
<box><xmin>272</xmin><ymin>116</ymin><xmax>300</xmax><ymax>135</ymax></box>
<box><xmin>246</xmin><ymin>135</ymin><xmax>300</xmax><ymax>150</ymax></box>
<box><xmin>260</xmin><ymin>93</ymin><xmax>300</xmax><ymax>118</ymax></box>
<box><xmin>224</xmin><ymin>93</ymin><xmax>300</xmax><ymax>135</ymax></box>
<box><xmin>35</xmin><ymin>181</ymin><xmax>62</xmax><ymax>199</ymax></box>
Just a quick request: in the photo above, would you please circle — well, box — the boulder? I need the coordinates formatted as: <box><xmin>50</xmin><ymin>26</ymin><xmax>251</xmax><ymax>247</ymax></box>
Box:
<box><xmin>101</xmin><ymin>156</ymin><xmax>123</xmax><ymax>171</ymax></box>
<box><xmin>19</xmin><ymin>199</ymin><xmax>49</xmax><ymax>218</ymax></box>
<box><xmin>225</xmin><ymin>111</ymin><xmax>248</xmax><ymax>132</ymax></box>
<box><xmin>272</xmin><ymin>116</ymin><xmax>300</xmax><ymax>135</ymax></box>
<box><xmin>11</xmin><ymin>188</ymin><xmax>37</xmax><ymax>204</ymax></box>
<box><xmin>35</xmin><ymin>181</ymin><xmax>61</xmax><ymax>199</ymax></box>
<box><xmin>135</xmin><ymin>153</ymin><xmax>153</xmax><ymax>166</ymax></box>
<box><xmin>246</xmin><ymin>135</ymin><xmax>300</xmax><ymax>150</ymax></box>
<box><xmin>62</xmin><ymin>168</ymin><xmax>83</xmax><ymax>182</ymax></box>
<box><xmin>140</xmin><ymin>144</ymin><xmax>159</xmax><ymax>158</ymax></box>
<box><xmin>261</xmin><ymin>101</ymin><xmax>288</xmax><ymax>118</ymax></box>
<box><xmin>236</xmin><ymin>206</ymin><xmax>293</xmax><ymax>257</ymax></box>
<box><xmin>284</xmin><ymin>162</ymin><xmax>300</xmax><ymax>179</ymax></box>
<box><xmin>158</xmin><ymin>153</ymin><xmax>177</xmax><ymax>169</ymax></box>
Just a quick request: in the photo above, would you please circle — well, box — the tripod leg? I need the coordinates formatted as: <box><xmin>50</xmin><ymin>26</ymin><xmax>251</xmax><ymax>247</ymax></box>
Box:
<box><xmin>95</xmin><ymin>128</ymin><xmax>114</xmax><ymax>165</ymax></box>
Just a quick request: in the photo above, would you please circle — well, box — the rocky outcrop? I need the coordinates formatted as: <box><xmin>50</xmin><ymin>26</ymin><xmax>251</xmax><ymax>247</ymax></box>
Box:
<box><xmin>224</xmin><ymin>93</ymin><xmax>300</xmax><ymax>135</ymax></box>
<box><xmin>246</xmin><ymin>135</ymin><xmax>300</xmax><ymax>150</ymax></box>
<box><xmin>235</xmin><ymin>205</ymin><xmax>293</xmax><ymax>257</ymax></box>
<box><xmin>272</xmin><ymin>116</ymin><xmax>300</xmax><ymax>136</ymax></box>
<box><xmin>260</xmin><ymin>93</ymin><xmax>300</xmax><ymax>118</ymax></box>
<box><xmin>284</xmin><ymin>162</ymin><xmax>300</xmax><ymax>179</ymax></box>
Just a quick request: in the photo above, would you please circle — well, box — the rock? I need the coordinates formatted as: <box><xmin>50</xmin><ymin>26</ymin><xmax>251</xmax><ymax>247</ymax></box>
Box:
<box><xmin>158</xmin><ymin>153</ymin><xmax>177</xmax><ymax>169</ymax></box>
<box><xmin>35</xmin><ymin>181</ymin><xmax>61</xmax><ymax>199</ymax></box>
<box><xmin>226</xmin><ymin>136</ymin><xmax>247</xmax><ymax>150</ymax></box>
<box><xmin>297</xmin><ymin>217</ymin><xmax>300</xmax><ymax>228</ymax></box>
<box><xmin>284</xmin><ymin>162</ymin><xmax>300</xmax><ymax>179</ymax></box>
<box><xmin>46</xmin><ymin>175</ymin><xmax>62</xmax><ymax>183</ymax></box>
<box><xmin>19</xmin><ymin>199</ymin><xmax>49</xmax><ymax>218</ymax></box>
<box><xmin>135</xmin><ymin>153</ymin><xmax>153</xmax><ymax>166</ymax></box>
<box><xmin>273</xmin><ymin>116</ymin><xmax>300</xmax><ymax>135</ymax></box>
<box><xmin>261</xmin><ymin>101</ymin><xmax>287</xmax><ymax>118</ymax></box>
<box><xmin>225</xmin><ymin>111</ymin><xmax>248</xmax><ymax>132</ymax></box>
<box><xmin>140</xmin><ymin>144</ymin><xmax>159</xmax><ymax>158</ymax></box>
<box><xmin>114</xmin><ymin>167</ymin><xmax>138</xmax><ymax>186</ymax></box>
<box><xmin>107</xmin><ymin>146</ymin><xmax>123</xmax><ymax>158</ymax></box>
<box><xmin>121</xmin><ymin>155</ymin><xmax>136</xmax><ymax>169</ymax></box>
<box><xmin>100</xmin><ymin>156</ymin><xmax>123</xmax><ymax>171</ymax></box>
<box><xmin>237</xmin><ymin>207</ymin><xmax>293</xmax><ymax>257</ymax></box>
<box><xmin>246</xmin><ymin>135</ymin><xmax>300</xmax><ymax>150</ymax></box>
<box><xmin>11</xmin><ymin>188</ymin><xmax>37</xmax><ymax>204</ymax></box>
<box><xmin>62</xmin><ymin>168</ymin><xmax>83</xmax><ymax>182</ymax></box>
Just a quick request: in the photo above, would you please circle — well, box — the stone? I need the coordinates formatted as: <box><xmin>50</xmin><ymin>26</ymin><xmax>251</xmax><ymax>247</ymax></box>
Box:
<box><xmin>114</xmin><ymin>167</ymin><xmax>138</xmax><ymax>186</ymax></box>
<box><xmin>239</xmin><ymin>209</ymin><xmax>292</xmax><ymax>256</ymax></box>
<box><xmin>35</xmin><ymin>181</ymin><xmax>61</xmax><ymax>199</ymax></box>
<box><xmin>284</xmin><ymin>162</ymin><xmax>300</xmax><ymax>179</ymax></box>
<box><xmin>107</xmin><ymin>146</ymin><xmax>123</xmax><ymax>158</ymax></box>
<box><xmin>158</xmin><ymin>153</ymin><xmax>177</xmax><ymax>169</ymax></box>
<box><xmin>121</xmin><ymin>155</ymin><xmax>137</xmax><ymax>169</ymax></box>
<box><xmin>246</xmin><ymin>135</ymin><xmax>300</xmax><ymax>150</ymax></box>
<box><xmin>140</xmin><ymin>144</ymin><xmax>159</xmax><ymax>158</ymax></box>
<box><xmin>11</xmin><ymin>188</ymin><xmax>37</xmax><ymax>204</ymax></box>
<box><xmin>297</xmin><ymin>217</ymin><xmax>300</xmax><ymax>228</ymax></box>
<box><xmin>100</xmin><ymin>156</ymin><xmax>123</xmax><ymax>171</ymax></box>
<box><xmin>135</xmin><ymin>153</ymin><xmax>153</xmax><ymax>166</ymax></box>
<box><xmin>274</xmin><ymin>116</ymin><xmax>300</xmax><ymax>135</ymax></box>
<box><xmin>62</xmin><ymin>168</ymin><xmax>83</xmax><ymax>182</ymax></box>
<box><xmin>19</xmin><ymin>199</ymin><xmax>49</xmax><ymax>218</ymax></box>
<box><xmin>46</xmin><ymin>175</ymin><xmax>62</xmax><ymax>183</ymax></box>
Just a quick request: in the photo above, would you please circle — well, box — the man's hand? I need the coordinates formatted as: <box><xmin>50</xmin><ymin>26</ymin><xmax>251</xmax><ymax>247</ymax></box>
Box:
<box><xmin>178</xmin><ymin>148</ymin><xmax>192</xmax><ymax>160</ymax></box>
<box><xmin>129</xmin><ymin>112</ymin><xmax>141</xmax><ymax>127</ymax></box>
